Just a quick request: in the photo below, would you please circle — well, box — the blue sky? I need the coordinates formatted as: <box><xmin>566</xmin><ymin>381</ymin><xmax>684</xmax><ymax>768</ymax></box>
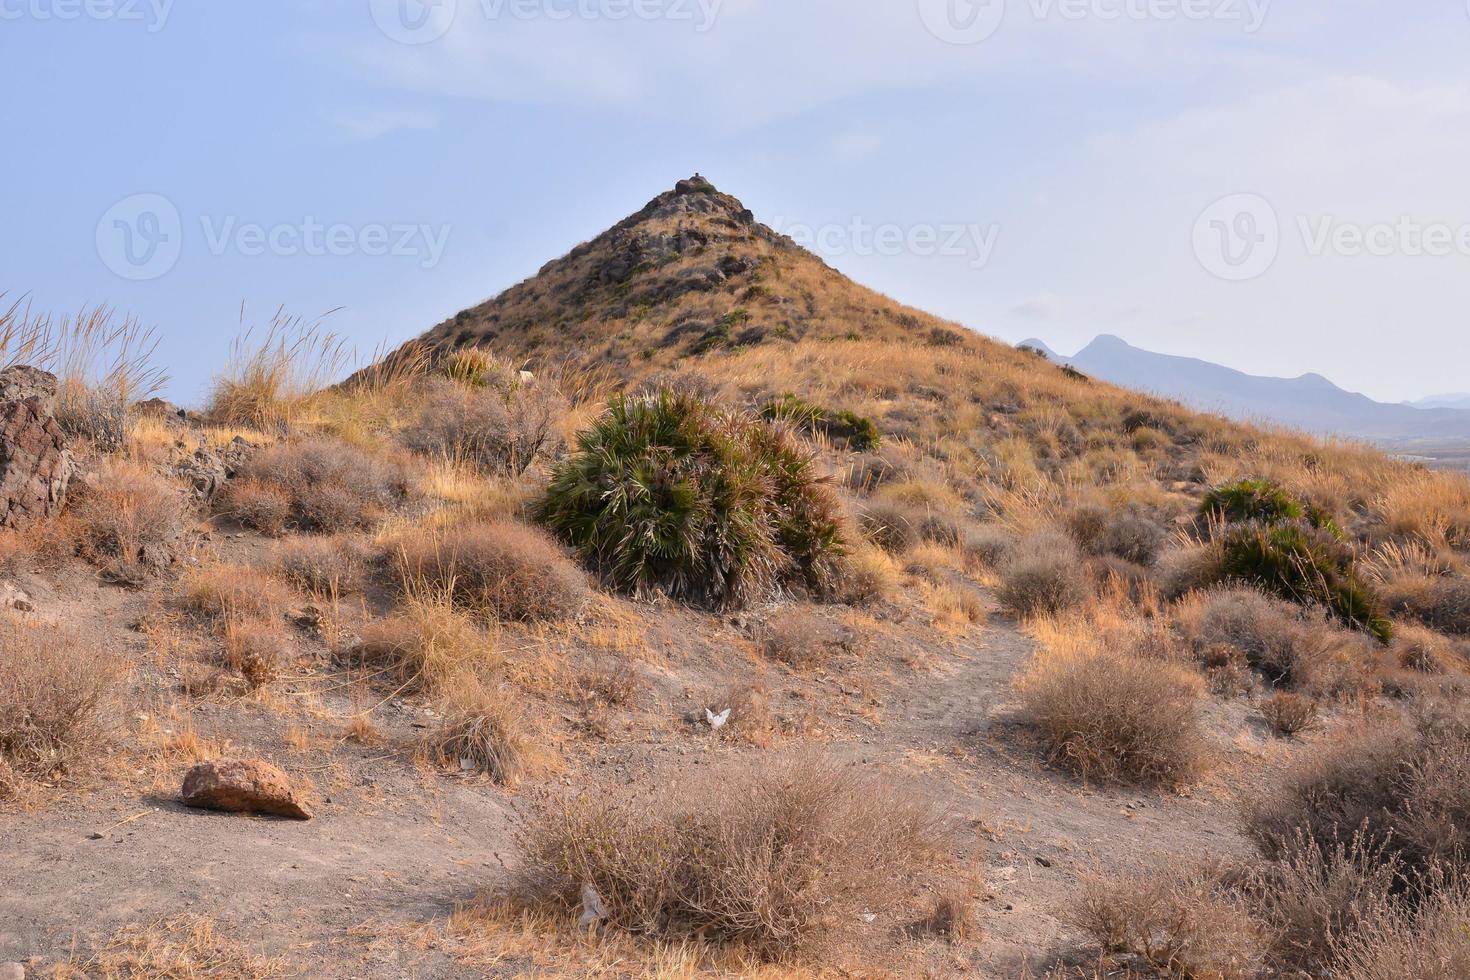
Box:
<box><xmin>4</xmin><ymin>1</ymin><xmax>1470</xmax><ymax>404</ymax></box>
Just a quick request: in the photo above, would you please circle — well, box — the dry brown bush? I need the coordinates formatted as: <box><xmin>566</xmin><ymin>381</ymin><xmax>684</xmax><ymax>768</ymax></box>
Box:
<box><xmin>1329</xmin><ymin>880</ymin><xmax>1470</xmax><ymax>979</ymax></box>
<box><xmin>914</xmin><ymin>888</ymin><xmax>978</xmax><ymax>943</ymax></box>
<box><xmin>759</xmin><ymin>605</ymin><xmax>849</xmax><ymax>668</ymax></box>
<box><xmin>1246</xmin><ymin>706</ymin><xmax>1470</xmax><ymax>885</ymax></box>
<box><xmin>996</xmin><ymin>530</ymin><xmax>1089</xmax><ymax>618</ymax></box>
<box><xmin>425</xmin><ymin>677</ymin><xmax>528</xmax><ymax>785</ymax></box>
<box><xmin>66</xmin><ymin>459</ymin><xmax>186</xmax><ymax>583</ymax></box>
<box><xmin>0</xmin><ymin>618</ymin><xmax>119</xmax><ymax>790</ymax></box>
<box><xmin>857</xmin><ymin>498</ymin><xmax>922</xmax><ymax>554</ymax></box>
<box><xmin>1067</xmin><ymin>502</ymin><xmax>1166</xmax><ymax>566</ymax></box>
<box><xmin>960</xmin><ymin>523</ymin><xmax>1015</xmax><ymax>569</ymax></box>
<box><xmin>519</xmin><ymin>754</ymin><xmax>945</xmax><ymax>961</ymax></box>
<box><xmin>1249</xmin><ymin>833</ymin><xmax>1398</xmax><ymax>974</ymax></box>
<box><xmin>390</xmin><ymin>520</ymin><xmax>589</xmax><ymax>623</ymax></box>
<box><xmin>400</xmin><ymin>373</ymin><xmax>566</xmax><ymax>475</ymax></box>
<box><xmin>1393</xmin><ymin>624</ymin><xmax>1456</xmax><ymax>673</ymax></box>
<box><xmin>1070</xmin><ymin>861</ymin><xmax>1265</xmax><ymax>979</ymax></box>
<box><xmin>831</xmin><ymin>542</ymin><xmax>899</xmax><ymax>606</ymax></box>
<box><xmin>222</xmin><ymin>619</ymin><xmax>289</xmax><ymax>691</ymax></box>
<box><xmin>216</xmin><ymin>436</ymin><xmax>413</xmax><ymax>534</ymax></box>
<box><xmin>1261</xmin><ymin>691</ymin><xmax>1319</xmax><ymax>737</ymax></box>
<box><xmin>275</xmin><ymin>534</ymin><xmax>369</xmax><ymax>598</ymax></box>
<box><xmin>1018</xmin><ymin>643</ymin><xmax>1207</xmax><ymax>786</ymax></box>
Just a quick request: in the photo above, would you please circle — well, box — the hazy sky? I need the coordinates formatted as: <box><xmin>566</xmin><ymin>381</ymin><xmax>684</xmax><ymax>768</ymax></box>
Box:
<box><xmin>3</xmin><ymin>1</ymin><xmax>1469</xmax><ymax>404</ymax></box>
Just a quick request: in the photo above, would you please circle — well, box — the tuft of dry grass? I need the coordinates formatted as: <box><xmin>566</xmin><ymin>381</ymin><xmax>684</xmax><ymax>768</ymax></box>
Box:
<box><xmin>54</xmin><ymin>913</ymin><xmax>293</xmax><ymax>979</ymax></box>
<box><xmin>759</xmin><ymin>605</ymin><xmax>850</xmax><ymax>668</ymax></box>
<box><xmin>1328</xmin><ymin>880</ymin><xmax>1470</xmax><ymax>980</ymax></box>
<box><xmin>519</xmin><ymin>753</ymin><xmax>945</xmax><ymax>962</ymax></box>
<box><xmin>355</xmin><ymin>584</ymin><xmax>502</xmax><ymax>694</ymax></box>
<box><xmin>275</xmin><ymin>533</ymin><xmax>369</xmax><ymax>598</ymax></box>
<box><xmin>0</xmin><ymin>618</ymin><xmax>119</xmax><ymax>793</ymax></box>
<box><xmin>1261</xmin><ymin>691</ymin><xmax>1319</xmax><ymax>737</ymax></box>
<box><xmin>389</xmin><ymin>520</ymin><xmax>590</xmax><ymax>623</ymax></box>
<box><xmin>179</xmin><ymin>563</ymin><xmax>289</xmax><ymax>628</ymax></box>
<box><xmin>206</xmin><ymin>310</ymin><xmax>349</xmax><ymax>432</ymax></box>
<box><xmin>424</xmin><ymin>676</ymin><xmax>531</xmax><ymax>786</ymax></box>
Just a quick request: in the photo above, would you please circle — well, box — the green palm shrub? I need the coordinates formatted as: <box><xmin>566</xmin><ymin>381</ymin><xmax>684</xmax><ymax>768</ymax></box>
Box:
<box><xmin>539</xmin><ymin>389</ymin><xmax>846</xmax><ymax>609</ymax></box>
<box><xmin>1219</xmin><ymin>522</ymin><xmax>1392</xmax><ymax>643</ymax></box>
<box><xmin>1201</xmin><ymin>478</ymin><xmax>1342</xmax><ymax>537</ymax></box>
<box><xmin>760</xmin><ymin>393</ymin><xmax>881</xmax><ymax>452</ymax></box>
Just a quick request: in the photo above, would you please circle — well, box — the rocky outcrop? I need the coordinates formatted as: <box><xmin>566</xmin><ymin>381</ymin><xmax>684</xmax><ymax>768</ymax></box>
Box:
<box><xmin>180</xmin><ymin>758</ymin><xmax>313</xmax><ymax>820</ymax></box>
<box><xmin>0</xmin><ymin>367</ymin><xmax>73</xmax><ymax>530</ymax></box>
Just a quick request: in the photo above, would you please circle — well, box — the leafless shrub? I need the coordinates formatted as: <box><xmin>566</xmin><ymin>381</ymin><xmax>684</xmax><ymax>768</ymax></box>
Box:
<box><xmin>760</xmin><ymin>605</ymin><xmax>849</xmax><ymax>668</ymax></box>
<box><xmin>1329</xmin><ymin>878</ymin><xmax>1470</xmax><ymax>980</ymax></box>
<box><xmin>857</xmin><ymin>498</ymin><xmax>921</xmax><ymax>553</ymax></box>
<box><xmin>275</xmin><ymin>535</ymin><xmax>369</xmax><ymax>598</ymax></box>
<box><xmin>1067</xmin><ymin>502</ymin><xmax>1166</xmax><ymax>566</ymax></box>
<box><xmin>1261</xmin><ymin>691</ymin><xmax>1319</xmax><ymax>737</ymax></box>
<box><xmin>1246</xmin><ymin>706</ymin><xmax>1470</xmax><ymax>885</ymax></box>
<box><xmin>390</xmin><ymin>520</ymin><xmax>590</xmax><ymax>623</ymax></box>
<box><xmin>0</xmin><ymin>618</ymin><xmax>119</xmax><ymax>788</ymax></box>
<box><xmin>519</xmin><ymin>754</ymin><xmax>946</xmax><ymax>961</ymax></box>
<box><xmin>1070</xmin><ymin>860</ymin><xmax>1265</xmax><ymax>979</ymax></box>
<box><xmin>997</xmin><ymin>531</ymin><xmax>1089</xmax><ymax>617</ymax></box>
<box><xmin>960</xmin><ymin>524</ymin><xmax>1014</xmax><ymax>569</ymax></box>
<box><xmin>1018</xmin><ymin>646</ymin><xmax>1207</xmax><ymax>786</ymax></box>
<box><xmin>216</xmin><ymin>436</ymin><xmax>414</xmax><ymax>533</ymax></box>
<box><xmin>400</xmin><ymin>373</ymin><xmax>566</xmax><ymax>475</ymax></box>
<box><xmin>66</xmin><ymin>459</ymin><xmax>186</xmax><ymax>583</ymax></box>
<box><xmin>1249</xmin><ymin>832</ymin><xmax>1399</xmax><ymax>974</ymax></box>
<box><xmin>223</xmin><ymin>620</ymin><xmax>288</xmax><ymax>691</ymax></box>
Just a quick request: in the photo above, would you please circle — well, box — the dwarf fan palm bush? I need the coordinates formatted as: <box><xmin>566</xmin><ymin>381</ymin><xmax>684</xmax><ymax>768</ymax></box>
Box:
<box><xmin>538</xmin><ymin>389</ymin><xmax>844</xmax><ymax>609</ymax></box>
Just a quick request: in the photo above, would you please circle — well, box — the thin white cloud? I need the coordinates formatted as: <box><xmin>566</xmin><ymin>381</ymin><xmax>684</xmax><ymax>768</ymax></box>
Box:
<box><xmin>331</xmin><ymin>107</ymin><xmax>441</xmax><ymax>140</ymax></box>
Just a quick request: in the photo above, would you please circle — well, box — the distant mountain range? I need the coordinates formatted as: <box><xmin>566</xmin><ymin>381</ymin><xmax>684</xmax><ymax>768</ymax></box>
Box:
<box><xmin>1019</xmin><ymin>335</ymin><xmax>1470</xmax><ymax>449</ymax></box>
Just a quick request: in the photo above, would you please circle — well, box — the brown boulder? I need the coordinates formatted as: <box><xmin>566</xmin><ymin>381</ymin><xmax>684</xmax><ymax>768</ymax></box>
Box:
<box><xmin>0</xmin><ymin>365</ymin><xmax>59</xmax><ymax>413</ymax></box>
<box><xmin>180</xmin><ymin>758</ymin><xmax>313</xmax><ymax>820</ymax></box>
<box><xmin>0</xmin><ymin>395</ymin><xmax>73</xmax><ymax>530</ymax></box>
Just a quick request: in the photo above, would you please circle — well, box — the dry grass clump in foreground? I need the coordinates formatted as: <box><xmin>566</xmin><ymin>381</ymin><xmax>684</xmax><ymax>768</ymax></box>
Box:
<box><xmin>519</xmin><ymin>753</ymin><xmax>946</xmax><ymax>962</ymax></box>
<box><xmin>274</xmin><ymin>533</ymin><xmax>369</xmax><ymax>598</ymax></box>
<box><xmin>390</xmin><ymin>520</ymin><xmax>590</xmax><ymax>623</ymax></box>
<box><xmin>1071</xmin><ymin>861</ymin><xmax>1265</xmax><ymax>979</ymax></box>
<box><xmin>1019</xmin><ymin>609</ymin><xmax>1208</xmax><ymax>786</ymax></box>
<box><xmin>996</xmin><ymin>530</ymin><xmax>1089</xmax><ymax>618</ymax></box>
<box><xmin>0</xmin><ymin>618</ymin><xmax>119</xmax><ymax>796</ymax></box>
<box><xmin>1245</xmin><ymin>704</ymin><xmax>1470</xmax><ymax>885</ymax></box>
<box><xmin>215</xmin><ymin>435</ymin><xmax>414</xmax><ymax>534</ymax></box>
<box><xmin>53</xmin><ymin>913</ymin><xmax>293</xmax><ymax>979</ymax></box>
<box><xmin>1329</xmin><ymin>880</ymin><xmax>1470</xmax><ymax>979</ymax></box>
<box><xmin>760</xmin><ymin>605</ymin><xmax>850</xmax><ymax>668</ymax></box>
<box><xmin>399</xmin><ymin>368</ymin><xmax>567</xmax><ymax>475</ymax></box>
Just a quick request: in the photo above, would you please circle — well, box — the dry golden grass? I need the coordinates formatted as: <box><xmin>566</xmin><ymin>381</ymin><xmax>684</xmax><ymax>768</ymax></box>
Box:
<box><xmin>355</xmin><ymin>581</ymin><xmax>503</xmax><ymax>695</ymax></box>
<box><xmin>216</xmin><ymin>435</ymin><xmax>415</xmax><ymax>534</ymax></box>
<box><xmin>53</xmin><ymin>914</ymin><xmax>293</xmax><ymax>978</ymax></box>
<box><xmin>206</xmin><ymin>310</ymin><xmax>349</xmax><ymax>432</ymax></box>
<box><xmin>179</xmin><ymin>563</ymin><xmax>289</xmax><ymax>628</ymax></box>
<box><xmin>422</xmin><ymin>674</ymin><xmax>535</xmax><ymax>786</ymax></box>
<box><xmin>65</xmin><ymin>458</ymin><xmax>186</xmax><ymax>583</ymax></box>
